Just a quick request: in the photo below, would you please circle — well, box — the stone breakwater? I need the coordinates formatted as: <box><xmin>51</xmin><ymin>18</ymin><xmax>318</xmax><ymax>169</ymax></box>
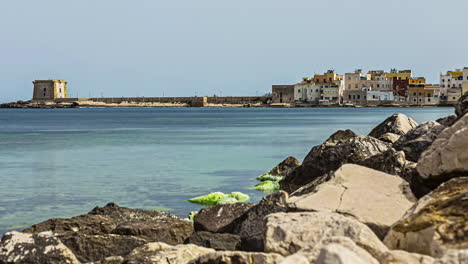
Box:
<box><xmin>0</xmin><ymin>94</ymin><xmax>467</xmax><ymax>264</ymax></box>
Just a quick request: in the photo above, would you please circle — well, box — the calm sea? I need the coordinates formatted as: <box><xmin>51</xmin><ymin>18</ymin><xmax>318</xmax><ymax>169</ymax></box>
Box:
<box><xmin>0</xmin><ymin>107</ymin><xmax>454</xmax><ymax>234</ymax></box>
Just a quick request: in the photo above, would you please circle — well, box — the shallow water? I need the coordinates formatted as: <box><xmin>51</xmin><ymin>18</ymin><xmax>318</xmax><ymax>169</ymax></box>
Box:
<box><xmin>0</xmin><ymin>107</ymin><xmax>454</xmax><ymax>234</ymax></box>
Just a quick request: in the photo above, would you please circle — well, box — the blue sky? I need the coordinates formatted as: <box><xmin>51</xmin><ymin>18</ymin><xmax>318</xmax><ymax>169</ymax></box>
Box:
<box><xmin>1</xmin><ymin>0</ymin><xmax>467</xmax><ymax>102</ymax></box>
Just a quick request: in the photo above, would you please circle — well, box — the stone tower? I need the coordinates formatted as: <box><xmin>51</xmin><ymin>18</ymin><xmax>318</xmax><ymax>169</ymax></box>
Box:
<box><xmin>32</xmin><ymin>80</ymin><xmax>68</xmax><ymax>100</ymax></box>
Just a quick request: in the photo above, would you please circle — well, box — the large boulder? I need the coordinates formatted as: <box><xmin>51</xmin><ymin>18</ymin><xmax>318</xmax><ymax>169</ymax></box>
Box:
<box><xmin>189</xmin><ymin>251</ymin><xmax>284</xmax><ymax>264</ymax></box>
<box><xmin>357</xmin><ymin>148</ymin><xmax>408</xmax><ymax>177</ymax></box>
<box><xmin>185</xmin><ymin>231</ymin><xmax>241</xmax><ymax>251</ymax></box>
<box><xmin>256</xmin><ymin>156</ymin><xmax>301</xmax><ymax>182</ymax></box>
<box><xmin>0</xmin><ymin>231</ymin><xmax>80</xmax><ymax>264</ymax></box>
<box><xmin>232</xmin><ymin>191</ymin><xmax>288</xmax><ymax>252</ymax></box>
<box><xmin>417</xmin><ymin>114</ymin><xmax>468</xmax><ymax>186</ymax></box>
<box><xmin>24</xmin><ymin>203</ymin><xmax>193</xmax><ymax>245</ymax></box>
<box><xmin>281</xmin><ymin>135</ymin><xmax>390</xmax><ymax>193</ymax></box>
<box><xmin>125</xmin><ymin>242</ymin><xmax>215</xmax><ymax>264</ymax></box>
<box><xmin>264</xmin><ymin>212</ymin><xmax>388</xmax><ymax>260</ymax></box>
<box><xmin>384</xmin><ymin>177</ymin><xmax>468</xmax><ymax>257</ymax></box>
<box><xmin>287</xmin><ymin>164</ymin><xmax>416</xmax><ymax>239</ymax></box>
<box><xmin>194</xmin><ymin>203</ymin><xmax>254</xmax><ymax>233</ymax></box>
<box><xmin>455</xmin><ymin>92</ymin><xmax>468</xmax><ymax>117</ymax></box>
<box><xmin>393</xmin><ymin>121</ymin><xmax>446</xmax><ymax>162</ymax></box>
<box><xmin>368</xmin><ymin>113</ymin><xmax>418</xmax><ymax>139</ymax></box>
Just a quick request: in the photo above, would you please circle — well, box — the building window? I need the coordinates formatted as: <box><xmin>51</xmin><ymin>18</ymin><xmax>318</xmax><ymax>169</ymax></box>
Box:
<box><xmin>348</xmin><ymin>95</ymin><xmax>351</xmax><ymax>99</ymax></box>
<box><xmin>348</xmin><ymin>84</ymin><xmax>351</xmax><ymax>89</ymax></box>
<box><xmin>357</xmin><ymin>95</ymin><xmax>360</xmax><ymax>99</ymax></box>
<box><xmin>355</xmin><ymin>84</ymin><xmax>358</xmax><ymax>88</ymax></box>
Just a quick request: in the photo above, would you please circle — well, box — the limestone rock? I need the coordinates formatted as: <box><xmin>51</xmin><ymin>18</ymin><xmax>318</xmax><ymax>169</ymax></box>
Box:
<box><xmin>189</xmin><ymin>251</ymin><xmax>284</xmax><ymax>264</ymax></box>
<box><xmin>380</xmin><ymin>250</ymin><xmax>435</xmax><ymax>264</ymax></box>
<box><xmin>233</xmin><ymin>191</ymin><xmax>288</xmax><ymax>252</ymax></box>
<box><xmin>281</xmin><ymin>135</ymin><xmax>390</xmax><ymax>193</ymax></box>
<box><xmin>368</xmin><ymin>113</ymin><xmax>418</xmax><ymax>138</ymax></box>
<box><xmin>384</xmin><ymin>177</ymin><xmax>468</xmax><ymax>257</ymax></box>
<box><xmin>417</xmin><ymin>114</ymin><xmax>468</xmax><ymax>185</ymax></box>
<box><xmin>287</xmin><ymin>164</ymin><xmax>416</xmax><ymax>239</ymax></box>
<box><xmin>59</xmin><ymin>233</ymin><xmax>147</xmax><ymax>263</ymax></box>
<box><xmin>264</xmin><ymin>212</ymin><xmax>388</xmax><ymax>259</ymax></box>
<box><xmin>125</xmin><ymin>242</ymin><xmax>215</xmax><ymax>264</ymax></box>
<box><xmin>0</xmin><ymin>231</ymin><xmax>79</xmax><ymax>264</ymax></box>
<box><xmin>436</xmin><ymin>115</ymin><xmax>457</xmax><ymax>127</ymax></box>
<box><xmin>455</xmin><ymin>92</ymin><xmax>468</xmax><ymax>117</ymax></box>
<box><xmin>434</xmin><ymin>250</ymin><xmax>468</xmax><ymax>264</ymax></box>
<box><xmin>185</xmin><ymin>231</ymin><xmax>241</xmax><ymax>251</ymax></box>
<box><xmin>315</xmin><ymin>243</ymin><xmax>378</xmax><ymax>264</ymax></box>
<box><xmin>379</xmin><ymin>132</ymin><xmax>401</xmax><ymax>143</ymax></box>
<box><xmin>257</xmin><ymin>156</ymin><xmax>301</xmax><ymax>182</ymax></box>
<box><xmin>393</xmin><ymin>121</ymin><xmax>446</xmax><ymax>162</ymax></box>
<box><xmin>101</xmin><ymin>255</ymin><xmax>124</xmax><ymax>264</ymax></box>
<box><xmin>194</xmin><ymin>203</ymin><xmax>254</xmax><ymax>233</ymax></box>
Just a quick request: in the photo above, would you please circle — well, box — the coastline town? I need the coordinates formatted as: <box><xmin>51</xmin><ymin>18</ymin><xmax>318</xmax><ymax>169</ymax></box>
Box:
<box><xmin>1</xmin><ymin>67</ymin><xmax>468</xmax><ymax>108</ymax></box>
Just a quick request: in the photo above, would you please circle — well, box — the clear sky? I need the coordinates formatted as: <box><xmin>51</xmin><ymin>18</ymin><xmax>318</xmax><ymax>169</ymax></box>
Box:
<box><xmin>1</xmin><ymin>0</ymin><xmax>467</xmax><ymax>102</ymax></box>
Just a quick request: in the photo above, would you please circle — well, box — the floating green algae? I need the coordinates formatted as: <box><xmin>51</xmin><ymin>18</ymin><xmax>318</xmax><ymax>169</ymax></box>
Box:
<box><xmin>251</xmin><ymin>180</ymin><xmax>280</xmax><ymax>193</ymax></box>
<box><xmin>256</xmin><ymin>173</ymin><xmax>284</xmax><ymax>182</ymax></box>
<box><xmin>187</xmin><ymin>192</ymin><xmax>250</xmax><ymax>206</ymax></box>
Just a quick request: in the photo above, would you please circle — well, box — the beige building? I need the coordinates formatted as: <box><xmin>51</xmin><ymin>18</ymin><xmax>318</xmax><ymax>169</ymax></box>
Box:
<box><xmin>272</xmin><ymin>85</ymin><xmax>295</xmax><ymax>104</ymax></box>
<box><xmin>33</xmin><ymin>80</ymin><xmax>68</xmax><ymax>100</ymax></box>
<box><xmin>463</xmin><ymin>67</ymin><xmax>468</xmax><ymax>95</ymax></box>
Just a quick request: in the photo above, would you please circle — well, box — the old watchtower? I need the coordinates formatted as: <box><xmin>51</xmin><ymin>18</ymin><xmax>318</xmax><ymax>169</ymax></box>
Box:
<box><xmin>32</xmin><ymin>80</ymin><xmax>68</xmax><ymax>100</ymax></box>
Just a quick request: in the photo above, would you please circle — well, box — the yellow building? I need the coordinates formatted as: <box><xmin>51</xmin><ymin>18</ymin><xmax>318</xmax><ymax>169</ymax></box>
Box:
<box><xmin>409</xmin><ymin>77</ymin><xmax>426</xmax><ymax>84</ymax></box>
<box><xmin>32</xmin><ymin>80</ymin><xmax>68</xmax><ymax>100</ymax></box>
<box><xmin>385</xmin><ymin>69</ymin><xmax>412</xmax><ymax>80</ymax></box>
<box><xmin>463</xmin><ymin>68</ymin><xmax>468</xmax><ymax>95</ymax></box>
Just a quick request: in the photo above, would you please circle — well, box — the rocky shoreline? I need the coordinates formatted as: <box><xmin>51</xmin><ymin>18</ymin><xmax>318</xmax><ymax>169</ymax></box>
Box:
<box><xmin>0</xmin><ymin>94</ymin><xmax>467</xmax><ymax>264</ymax></box>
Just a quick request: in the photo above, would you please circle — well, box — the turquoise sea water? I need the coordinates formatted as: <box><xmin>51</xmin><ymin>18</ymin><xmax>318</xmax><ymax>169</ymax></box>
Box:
<box><xmin>0</xmin><ymin>107</ymin><xmax>454</xmax><ymax>234</ymax></box>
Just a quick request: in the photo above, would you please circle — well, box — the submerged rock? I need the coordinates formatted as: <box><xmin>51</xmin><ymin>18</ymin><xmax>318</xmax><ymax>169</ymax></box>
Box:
<box><xmin>188</xmin><ymin>192</ymin><xmax>250</xmax><ymax>206</ymax></box>
<box><xmin>194</xmin><ymin>203</ymin><xmax>254</xmax><ymax>233</ymax></box>
<box><xmin>384</xmin><ymin>177</ymin><xmax>468</xmax><ymax>257</ymax></box>
<box><xmin>368</xmin><ymin>113</ymin><xmax>418</xmax><ymax>139</ymax></box>
<box><xmin>281</xmin><ymin>135</ymin><xmax>390</xmax><ymax>193</ymax></box>
<box><xmin>185</xmin><ymin>231</ymin><xmax>241</xmax><ymax>251</ymax></box>
<box><xmin>256</xmin><ymin>156</ymin><xmax>301</xmax><ymax>182</ymax></box>
<box><xmin>288</xmin><ymin>164</ymin><xmax>416</xmax><ymax>239</ymax></box>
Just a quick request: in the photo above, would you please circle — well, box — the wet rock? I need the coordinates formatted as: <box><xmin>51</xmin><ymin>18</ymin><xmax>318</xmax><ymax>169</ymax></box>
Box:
<box><xmin>125</xmin><ymin>242</ymin><xmax>215</xmax><ymax>264</ymax></box>
<box><xmin>281</xmin><ymin>136</ymin><xmax>390</xmax><ymax>193</ymax></box>
<box><xmin>379</xmin><ymin>132</ymin><xmax>401</xmax><ymax>143</ymax></box>
<box><xmin>287</xmin><ymin>164</ymin><xmax>416</xmax><ymax>239</ymax></box>
<box><xmin>233</xmin><ymin>191</ymin><xmax>288</xmax><ymax>252</ymax></box>
<box><xmin>455</xmin><ymin>92</ymin><xmax>468</xmax><ymax>117</ymax></box>
<box><xmin>368</xmin><ymin>113</ymin><xmax>418</xmax><ymax>138</ymax></box>
<box><xmin>194</xmin><ymin>203</ymin><xmax>254</xmax><ymax>233</ymax></box>
<box><xmin>189</xmin><ymin>251</ymin><xmax>284</xmax><ymax>264</ymax></box>
<box><xmin>256</xmin><ymin>156</ymin><xmax>301</xmax><ymax>182</ymax></box>
<box><xmin>436</xmin><ymin>115</ymin><xmax>457</xmax><ymax>127</ymax></box>
<box><xmin>264</xmin><ymin>212</ymin><xmax>388</xmax><ymax>259</ymax></box>
<box><xmin>393</xmin><ymin>121</ymin><xmax>446</xmax><ymax>162</ymax></box>
<box><xmin>60</xmin><ymin>233</ymin><xmax>146</xmax><ymax>263</ymax></box>
<box><xmin>384</xmin><ymin>177</ymin><xmax>468</xmax><ymax>257</ymax></box>
<box><xmin>185</xmin><ymin>231</ymin><xmax>241</xmax><ymax>251</ymax></box>
<box><xmin>0</xmin><ymin>231</ymin><xmax>79</xmax><ymax>264</ymax></box>
<box><xmin>417</xmin><ymin>114</ymin><xmax>468</xmax><ymax>186</ymax></box>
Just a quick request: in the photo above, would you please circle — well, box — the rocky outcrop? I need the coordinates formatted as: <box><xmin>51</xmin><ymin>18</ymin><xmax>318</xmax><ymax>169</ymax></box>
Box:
<box><xmin>0</xmin><ymin>231</ymin><xmax>80</xmax><ymax>264</ymax></box>
<box><xmin>256</xmin><ymin>156</ymin><xmax>301</xmax><ymax>182</ymax></box>
<box><xmin>125</xmin><ymin>242</ymin><xmax>215</xmax><ymax>264</ymax></box>
<box><xmin>189</xmin><ymin>251</ymin><xmax>284</xmax><ymax>264</ymax></box>
<box><xmin>185</xmin><ymin>231</ymin><xmax>241</xmax><ymax>251</ymax></box>
<box><xmin>281</xmin><ymin>135</ymin><xmax>390</xmax><ymax>193</ymax></box>
<box><xmin>455</xmin><ymin>92</ymin><xmax>468</xmax><ymax>117</ymax></box>
<box><xmin>417</xmin><ymin>114</ymin><xmax>468</xmax><ymax>186</ymax></box>
<box><xmin>264</xmin><ymin>212</ymin><xmax>388</xmax><ymax>259</ymax></box>
<box><xmin>194</xmin><ymin>203</ymin><xmax>254</xmax><ymax>233</ymax></box>
<box><xmin>393</xmin><ymin>121</ymin><xmax>446</xmax><ymax>162</ymax></box>
<box><xmin>287</xmin><ymin>164</ymin><xmax>416</xmax><ymax>239</ymax></box>
<box><xmin>436</xmin><ymin>115</ymin><xmax>457</xmax><ymax>127</ymax></box>
<box><xmin>358</xmin><ymin>148</ymin><xmax>408</xmax><ymax>176</ymax></box>
<box><xmin>368</xmin><ymin>113</ymin><xmax>418</xmax><ymax>139</ymax></box>
<box><xmin>384</xmin><ymin>177</ymin><xmax>468</xmax><ymax>257</ymax></box>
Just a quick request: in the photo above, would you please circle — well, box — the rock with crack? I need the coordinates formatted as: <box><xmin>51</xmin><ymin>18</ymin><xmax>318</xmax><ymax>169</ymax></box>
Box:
<box><xmin>189</xmin><ymin>251</ymin><xmax>284</xmax><ymax>264</ymax></box>
<box><xmin>185</xmin><ymin>231</ymin><xmax>241</xmax><ymax>251</ymax></box>
<box><xmin>287</xmin><ymin>164</ymin><xmax>416</xmax><ymax>239</ymax></box>
<box><xmin>281</xmin><ymin>135</ymin><xmax>390</xmax><ymax>193</ymax></box>
<box><xmin>0</xmin><ymin>231</ymin><xmax>80</xmax><ymax>264</ymax></box>
<box><xmin>264</xmin><ymin>212</ymin><xmax>388</xmax><ymax>260</ymax></box>
<box><xmin>368</xmin><ymin>113</ymin><xmax>418</xmax><ymax>139</ymax></box>
<box><xmin>384</xmin><ymin>177</ymin><xmax>468</xmax><ymax>258</ymax></box>
<box><xmin>194</xmin><ymin>203</ymin><xmax>254</xmax><ymax>233</ymax></box>
<box><xmin>124</xmin><ymin>242</ymin><xmax>215</xmax><ymax>264</ymax></box>
<box><xmin>417</xmin><ymin>114</ymin><xmax>468</xmax><ymax>186</ymax></box>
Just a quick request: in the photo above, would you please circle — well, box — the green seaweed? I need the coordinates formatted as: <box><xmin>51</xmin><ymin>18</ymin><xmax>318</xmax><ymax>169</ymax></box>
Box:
<box><xmin>256</xmin><ymin>173</ymin><xmax>283</xmax><ymax>182</ymax></box>
<box><xmin>251</xmin><ymin>180</ymin><xmax>280</xmax><ymax>193</ymax></box>
<box><xmin>0</xmin><ymin>224</ymin><xmax>27</xmax><ymax>230</ymax></box>
<box><xmin>187</xmin><ymin>192</ymin><xmax>250</xmax><ymax>206</ymax></box>
<box><xmin>188</xmin><ymin>211</ymin><xmax>198</xmax><ymax>221</ymax></box>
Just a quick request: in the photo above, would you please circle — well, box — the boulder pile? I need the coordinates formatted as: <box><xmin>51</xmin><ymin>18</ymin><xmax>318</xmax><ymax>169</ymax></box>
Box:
<box><xmin>1</xmin><ymin>97</ymin><xmax>467</xmax><ymax>263</ymax></box>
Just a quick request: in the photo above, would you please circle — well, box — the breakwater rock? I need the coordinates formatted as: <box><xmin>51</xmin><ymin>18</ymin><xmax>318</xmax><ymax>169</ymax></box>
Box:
<box><xmin>1</xmin><ymin>99</ymin><xmax>468</xmax><ymax>263</ymax></box>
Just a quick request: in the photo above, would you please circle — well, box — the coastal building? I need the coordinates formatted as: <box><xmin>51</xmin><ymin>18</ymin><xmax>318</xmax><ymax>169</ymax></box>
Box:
<box><xmin>294</xmin><ymin>70</ymin><xmax>344</xmax><ymax>105</ymax></box>
<box><xmin>463</xmin><ymin>67</ymin><xmax>468</xmax><ymax>95</ymax></box>
<box><xmin>407</xmin><ymin>84</ymin><xmax>440</xmax><ymax>105</ymax></box>
<box><xmin>344</xmin><ymin>70</ymin><xmax>371</xmax><ymax>91</ymax></box>
<box><xmin>343</xmin><ymin>87</ymin><xmax>394</xmax><ymax>106</ymax></box>
<box><xmin>385</xmin><ymin>69</ymin><xmax>412</xmax><ymax>81</ymax></box>
<box><xmin>440</xmin><ymin>69</ymin><xmax>463</xmax><ymax>103</ymax></box>
<box><xmin>271</xmin><ymin>85</ymin><xmax>295</xmax><ymax>104</ymax></box>
<box><xmin>32</xmin><ymin>80</ymin><xmax>67</xmax><ymax>100</ymax></box>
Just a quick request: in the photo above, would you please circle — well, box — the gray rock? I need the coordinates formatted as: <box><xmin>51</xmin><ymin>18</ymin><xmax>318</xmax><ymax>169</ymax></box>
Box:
<box><xmin>257</xmin><ymin>156</ymin><xmax>301</xmax><ymax>181</ymax></box>
<box><xmin>436</xmin><ymin>115</ymin><xmax>457</xmax><ymax>127</ymax></box>
<box><xmin>185</xmin><ymin>231</ymin><xmax>241</xmax><ymax>251</ymax></box>
<box><xmin>189</xmin><ymin>251</ymin><xmax>284</xmax><ymax>264</ymax></box>
<box><xmin>125</xmin><ymin>242</ymin><xmax>215</xmax><ymax>264</ymax></box>
<box><xmin>194</xmin><ymin>203</ymin><xmax>254</xmax><ymax>233</ymax></box>
<box><xmin>379</xmin><ymin>132</ymin><xmax>401</xmax><ymax>143</ymax></box>
<box><xmin>417</xmin><ymin>114</ymin><xmax>468</xmax><ymax>186</ymax></box>
<box><xmin>281</xmin><ymin>136</ymin><xmax>390</xmax><ymax>193</ymax></box>
<box><xmin>264</xmin><ymin>212</ymin><xmax>388</xmax><ymax>260</ymax></box>
<box><xmin>0</xmin><ymin>231</ymin><xmax>79</xmax><ymax>264</ymax></box>
<box><xmin>368</xmin><ymin>113</ymin><xmax>418</xmax><ymax>138</ymax></box>
<box><xmin>287</xmin><ymin>164</ymin><xmax>416</xmax><ymax>239</ymax></box>
<box><xmin>393</xmin><ymin>121</ymin><xmax>446</xmax><ymax>162</ymax></box>
<box><xmin>358</xmin><ymin>148</ymin><xmax>408</xmax><ymax>176</ymax></box>
<box><xmin>455</xmin><ymin>92</ymin><xmax>468</xmax><ymax>117</ymax></box>
<box><xmin>384</xmin><ymin>177</ymin><xmax>468</xmax><ymax>258</ymax></box>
